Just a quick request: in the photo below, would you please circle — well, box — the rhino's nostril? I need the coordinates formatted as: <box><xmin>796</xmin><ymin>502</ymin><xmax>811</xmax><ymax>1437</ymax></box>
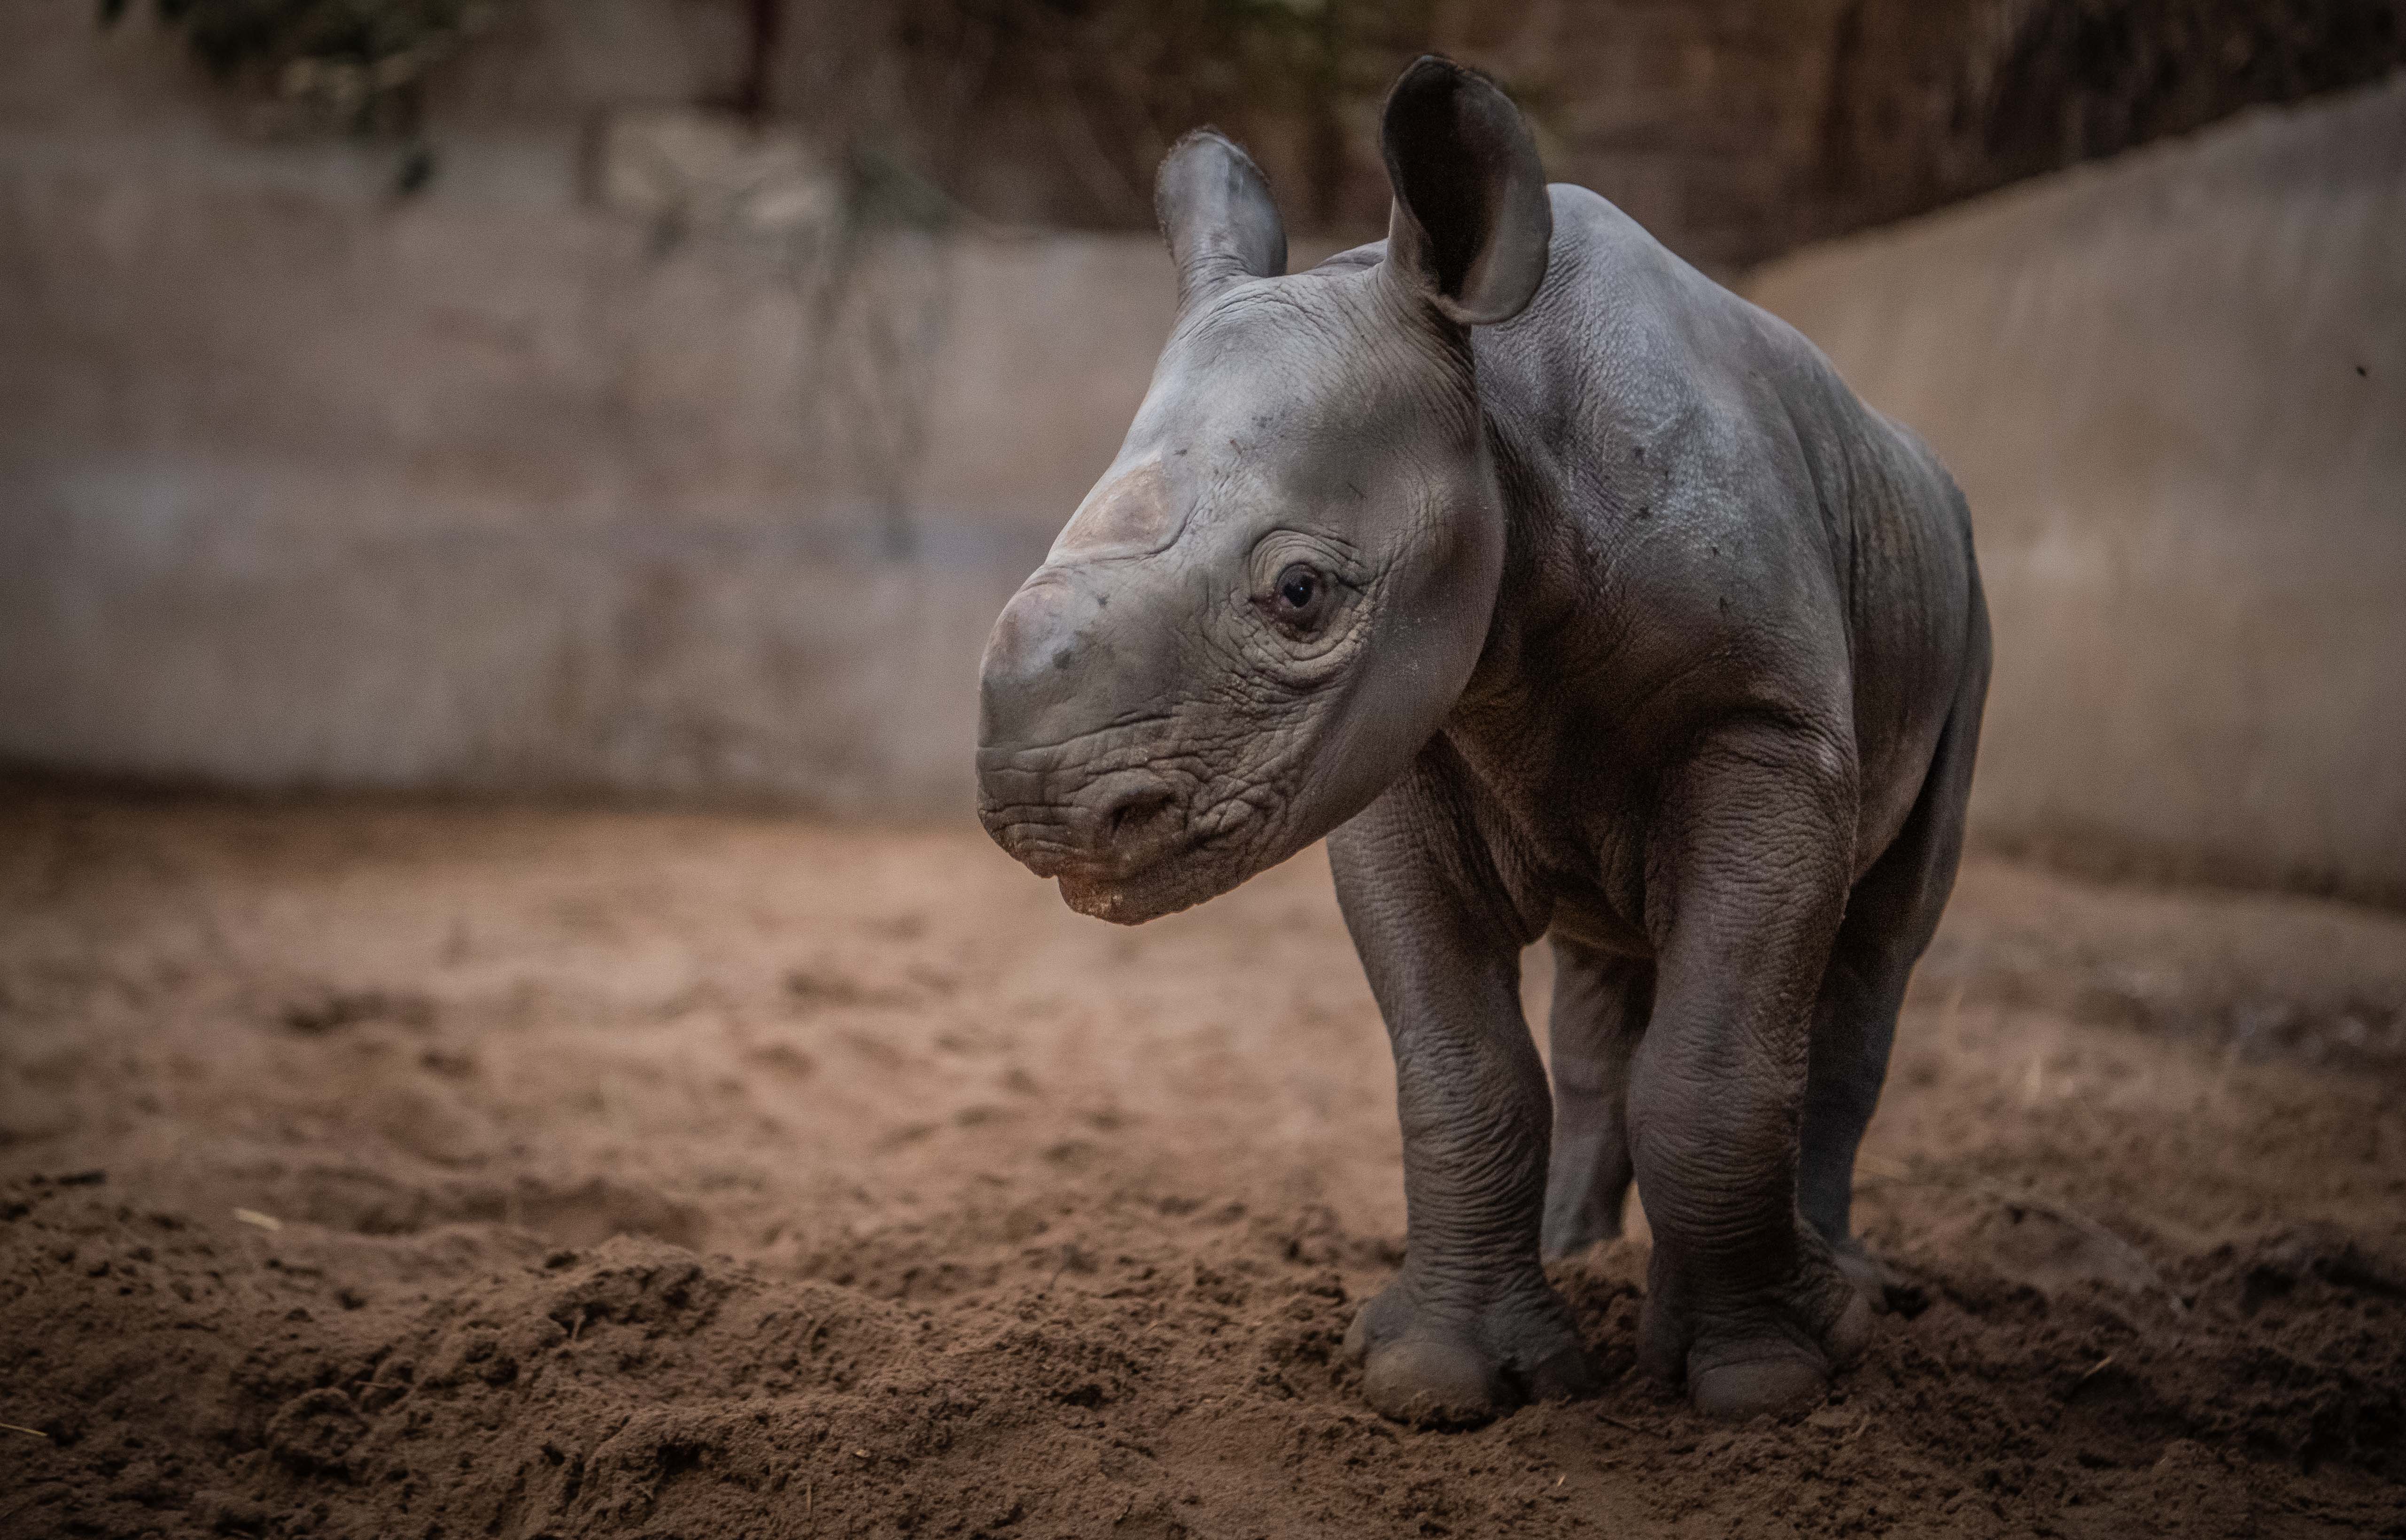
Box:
<box><xmin>1103</xmin><ymin>786</ymin><xmax>1179</xmax><ymax>847</ymax></box>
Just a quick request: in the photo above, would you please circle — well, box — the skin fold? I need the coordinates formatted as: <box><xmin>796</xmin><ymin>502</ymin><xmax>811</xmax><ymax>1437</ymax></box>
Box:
<box><xmin>975</xmin><ymin>56</ymin><xmax>1990</xmax><ymax>1427</ymax></box>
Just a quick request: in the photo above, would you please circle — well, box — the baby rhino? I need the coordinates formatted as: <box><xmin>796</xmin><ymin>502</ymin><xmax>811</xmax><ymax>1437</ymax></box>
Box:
<box><xmin>976</xmin><ymin>56</ymin><xmax>1988</xmax><ymax>1426</ymax></box>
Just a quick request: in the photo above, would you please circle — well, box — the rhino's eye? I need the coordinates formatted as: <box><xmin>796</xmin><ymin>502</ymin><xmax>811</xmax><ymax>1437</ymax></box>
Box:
<box><xmin>1268</xmin><ymin>562</ymin><xmax>1329</xmax><ymax>630</ymax></box>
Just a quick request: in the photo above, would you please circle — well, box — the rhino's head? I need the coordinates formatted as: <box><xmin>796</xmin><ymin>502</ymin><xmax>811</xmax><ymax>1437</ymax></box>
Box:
<box><xmin>976</xmin><ymin>57</ymin><xmax>1552</xmax><ymax>923</ymax></box>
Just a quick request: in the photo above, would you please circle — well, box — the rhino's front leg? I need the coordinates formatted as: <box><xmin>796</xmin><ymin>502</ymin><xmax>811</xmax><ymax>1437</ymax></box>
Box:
<box><xmin>1631</xmin><ymin>723</ymin><xmax>1875</xmax><ymax>1417</ymax></box>
<box><xmin>1329</xmin><ymin>766</ymin><xmax>1598</xmax><ymax>1428</ymax></box>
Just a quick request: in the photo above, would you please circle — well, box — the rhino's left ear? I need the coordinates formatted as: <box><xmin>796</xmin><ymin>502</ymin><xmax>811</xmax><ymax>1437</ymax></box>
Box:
<box><xmin>1379</xmin><ymin>56</ymin><xmax>1551</xmax><ymax>327</ymax></box>
<box><xmin>1155</xmin><ymin>129</ymin><xmax>1287</xmax><ymax>311</ymax></box>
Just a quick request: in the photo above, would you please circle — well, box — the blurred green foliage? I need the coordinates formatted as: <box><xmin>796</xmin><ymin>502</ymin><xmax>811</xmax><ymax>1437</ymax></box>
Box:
<box><xmin>90</xmin><ymin>0</ymin><xmax>1490</xmax><ymax>228</ymax></box>
<box><xmin>97</xmin><ymin>0</ymin><xmax>507</xmax><ymax>131</ymax></box>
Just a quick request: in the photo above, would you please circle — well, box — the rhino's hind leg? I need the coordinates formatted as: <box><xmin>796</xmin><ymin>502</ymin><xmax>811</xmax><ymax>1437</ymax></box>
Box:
<box><xmin>1795</xmin><ymin>934</ymin><xmax>1912</xmax><ymax>1306</ymax></box>
<box><xmin>1541</xmin><ymin>942</ymin><xmax>1653</xmax><ymax>1259</ymax></box>
<box><xmin>1800</xmin><ymin>660</ymin><xmax>1986</xmax><ymax>1304</ymax></box>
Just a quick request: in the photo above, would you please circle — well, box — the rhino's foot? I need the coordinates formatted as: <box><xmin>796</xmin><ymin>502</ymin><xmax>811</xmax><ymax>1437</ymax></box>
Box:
<box><xmin>1342</xmin><ymin>1272</ymin><xmax>1598</xmax><ymax>1429</ymax></box>
<box><xmin>1638</xmin><ymin>1238</ymin><xmax>1873</xmax><ymax>1419</ymax></box>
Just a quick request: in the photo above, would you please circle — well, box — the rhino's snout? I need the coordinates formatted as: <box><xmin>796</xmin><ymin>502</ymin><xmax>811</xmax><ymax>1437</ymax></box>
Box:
<box><xmin>977</xmin><ymin>574</ymin><xmax>1197</xmax><ymax>890</ymax></box>
<box><xmin>978</xmin><ymin>576</ymin><xmax>1088</xmax><ymax>753</ymax></box>
<box><xmin>978</xmin><ymin>762</ymin><xmax>1189</xmax><ymax>882</ymax></box>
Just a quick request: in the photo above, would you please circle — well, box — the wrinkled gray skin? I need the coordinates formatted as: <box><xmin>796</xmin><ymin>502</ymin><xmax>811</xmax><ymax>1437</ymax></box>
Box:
<box><xmin>976</xmin><ymin>57</ymin><xmax>1989</xmax><ymax>1428</ymax></box>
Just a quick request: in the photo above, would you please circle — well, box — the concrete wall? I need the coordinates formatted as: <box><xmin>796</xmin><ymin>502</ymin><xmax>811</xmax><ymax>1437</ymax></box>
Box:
<box><xmin>5</xmin><ymin>9</ymin><xmax>2399</xmax><ymax>899</ymax></box>
<box><xmin>0</xmin><ymin>198</ymin><xmax>1177</xmax><ymax>807</ymax></box>
<box><xmin>0</xmin><ymin>9</ymin><xmax>1184</xmax><ymax>814</ymax></box>
<box><xmin>1748</xmin><ymin>75</ymin><xmax>2406</xmax><ymax>903</ymax></box>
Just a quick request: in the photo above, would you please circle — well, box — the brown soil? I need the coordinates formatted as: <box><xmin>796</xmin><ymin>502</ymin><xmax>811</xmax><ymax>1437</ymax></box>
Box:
<box><xmin>2</xmin><ymin>788</ymin><xmax>2402</xmax><ymax>1539</ymax></box>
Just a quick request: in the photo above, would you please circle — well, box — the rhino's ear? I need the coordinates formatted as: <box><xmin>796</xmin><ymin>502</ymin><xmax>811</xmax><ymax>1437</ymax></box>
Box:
<box><xmin>1155</xmin><ymin>129</ymin><xmax>1287</xmax><ymax>311</ymax></box>
<box><xmin>1379</xmin><ymin>56</ymin><xmax>1551</xmax><ymax>327</ymax></box>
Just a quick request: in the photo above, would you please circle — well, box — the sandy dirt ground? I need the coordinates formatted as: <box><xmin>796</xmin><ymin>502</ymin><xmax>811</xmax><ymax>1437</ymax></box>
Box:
<box><xmin>2</xmin><ymin>787</ymin><xmax>2402</xmax><ymax>1538</ymax></box>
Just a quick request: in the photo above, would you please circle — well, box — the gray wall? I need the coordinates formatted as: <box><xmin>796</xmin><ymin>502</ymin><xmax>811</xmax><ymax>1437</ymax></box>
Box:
<box><xmin>0</xmin><ymin>8</ymin><xmax>1182</xmax><ymax>814</ymax></box>
<box><xmin>1747</xmin><ymin>74</ymin><xmax>2405</xmax><ymax>903</ymax></box>
<box><xmin>0</xmin><ymin>197</ymin><xmax>1170</xmax><ymax>811</ymax></box>
<box><xmin>4</xmin><ymin>9</ymin><xmax>2399</xmax><ymax>899</ymax></box>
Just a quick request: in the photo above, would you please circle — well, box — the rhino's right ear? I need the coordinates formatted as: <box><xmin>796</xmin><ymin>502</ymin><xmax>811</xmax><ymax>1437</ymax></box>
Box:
<box><xmin>1379</xmin><ymin>56</ymin><xmax>1551</xmax><ymax>327</ymax></box>
<box><xmin>1155</xmin><ymin>129</ymin><xmax>1287</xmax><ymax>312</ymax></box>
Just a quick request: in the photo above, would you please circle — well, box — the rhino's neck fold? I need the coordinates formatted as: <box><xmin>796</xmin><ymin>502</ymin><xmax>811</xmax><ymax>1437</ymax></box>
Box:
<box><xmin>1452</xmin><ymin>402</ymin><xmax>1568</xmax><ymax>721</ymax></box>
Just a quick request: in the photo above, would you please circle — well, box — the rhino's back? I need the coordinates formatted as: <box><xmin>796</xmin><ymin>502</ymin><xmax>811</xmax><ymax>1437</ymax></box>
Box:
<box><xmin>1480</xmin><ymin>184</ymin><xmax>1981</xmax><ymax>865</ymax></box>
<box><xmin>1497</xmin><ymin>184</ymin><xmax>1956</xmax><ymax>540</ymax></box>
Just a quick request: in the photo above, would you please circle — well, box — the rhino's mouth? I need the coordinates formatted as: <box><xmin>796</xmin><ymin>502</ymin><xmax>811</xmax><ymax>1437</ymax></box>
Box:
<box><xmin>1048</xmin><ymin>800</ymin><xmax>1268</xmax><ymax>925</ymax></box>
<box><xmin>976</xmin><ymin>724</ymin><xmax>1295</xmax><ymax>926</ymax></box>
